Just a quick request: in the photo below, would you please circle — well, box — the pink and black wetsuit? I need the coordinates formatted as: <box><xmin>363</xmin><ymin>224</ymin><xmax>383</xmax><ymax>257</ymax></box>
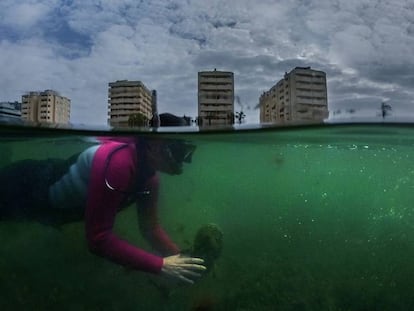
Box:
<box><xmin>49</xmin><ymin>141</ymin><xmax>180</xmax><ymax>274</ymax></box>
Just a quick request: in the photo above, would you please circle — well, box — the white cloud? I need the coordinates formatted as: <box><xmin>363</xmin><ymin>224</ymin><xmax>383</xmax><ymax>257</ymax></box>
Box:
<box><xmin>1</xmin><ymin>1</ymin><xmax>57</xmax><ymax>29</ymax></box>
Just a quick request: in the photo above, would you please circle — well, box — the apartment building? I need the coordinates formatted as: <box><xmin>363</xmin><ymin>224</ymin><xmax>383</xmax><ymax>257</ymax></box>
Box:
<box><xmin>21</xmin><ymin>90</ymin><xmax>70</xmax><ymax>124</ymax></box>
<box><xmin>259</xmin><ymin>67</ymin><xmax>328</xmax><ymax>123</ymax></box>
<box><xmin>108</xmin><ymin>80</ymin><xmax>153</xmax><ymax>127</ymax></box>
<box><xmin>0</xmin><ymin>101</ymin><xmax>21</xmax><ymax>120</ymax></box>
<box><xmin>198</xmin><ymin>69</ymin><xmax>234</xmax><ymax>126</ymax></box>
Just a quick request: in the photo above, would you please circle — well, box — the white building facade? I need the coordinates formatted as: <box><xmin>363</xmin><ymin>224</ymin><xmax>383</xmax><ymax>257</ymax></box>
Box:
<box><xmin>260</xmin><ymin>67</ymin><xmax>328</xmax><ymax>123</ymax></box>
<box><xmin>21</xmin><ymin>90</ymin><xmax>70</xmax><ymax>124</ymax></box>
<box><xmin>198</xmin><ymin>69</ymin><xmax>234</xmax><ymax>126</ymax></box>
<box><xmin>108</xmin><ymin>80</ymin><xmax>153</xmax><ymax>127</ymax></box>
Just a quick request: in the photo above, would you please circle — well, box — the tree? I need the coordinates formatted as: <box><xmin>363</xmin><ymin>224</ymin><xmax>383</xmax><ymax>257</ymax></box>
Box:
<box><xmin>381</xmin><ymin>102</ymin><xmax>392</xmax><ymax>119</ymax></box>
<box><xmin>183</xmin><ymin>115</ymin><xmax>191</xmax><ymax>126</ymax></box>
<box><xmin>195</xmin><ymin>116</ymin><xmax>203</xmax><ymax>126</ymax></box>
<box><xmin>227</xmin><ymin>112</ymin><xmax>235</xmax><ymax>125</ymax></box>
<box><xmin>235</xmin><ymin>111</ymin><xmax>246</xmax><ymax>124</ymax></box>
<box><xmin>128</xmin><ymin>113</ymin><xmax>148</xmax><ymax>127</ymax></box>
<box><xmin>205</xmin><ymin>111</ymin><xmax>216</xmax><ymax>126</ymax></box>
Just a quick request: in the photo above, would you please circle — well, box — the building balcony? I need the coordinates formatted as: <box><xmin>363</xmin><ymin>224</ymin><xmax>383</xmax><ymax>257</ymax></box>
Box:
<box><xmin>109</xmin><ymin>103</ymin><xmax>151</xmax><ymax>110</ymax></box>
<box><xmin>199</xmin><ymin>77</ymin><xmax>233</xmax><ymax>83</ymax></box>
<box><xmin>109</xmin><ymin>97</ymin><xmax>144</xmax><ymax>104</ymax></box>
<box><xmin>199</xmin><ymin>99</ymin><xmax>233</xmax><ymax>105</ymax></box>
<box><xmin>200</xmin><ymin>105</ymin><xmax>233</xmax><ymax>112</ymax></box>
<box><xmin>199</xmin><ymin>85</ymin><xmax>233</xmax><ymax>91</ymax></box>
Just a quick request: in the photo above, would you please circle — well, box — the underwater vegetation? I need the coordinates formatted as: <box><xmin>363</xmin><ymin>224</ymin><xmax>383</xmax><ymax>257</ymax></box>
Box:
<box><xmin>1</xmin><ymin>125</ymin><xmax>414</xmax><ymax>310</ymax></box>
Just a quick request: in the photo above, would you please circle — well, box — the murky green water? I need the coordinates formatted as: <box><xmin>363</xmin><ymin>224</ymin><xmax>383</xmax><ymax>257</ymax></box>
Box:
<box><xmin>1</xmin><ymin>124</ymin><xmax>414</xmax><ymax>310</ymax></box>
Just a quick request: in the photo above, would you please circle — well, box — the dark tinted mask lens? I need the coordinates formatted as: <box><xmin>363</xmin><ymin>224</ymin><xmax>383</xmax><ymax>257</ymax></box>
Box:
<box><xmin>169</xmin><ymin>142</ymin><xmax>196</xmax><ymax>163</ymax></box>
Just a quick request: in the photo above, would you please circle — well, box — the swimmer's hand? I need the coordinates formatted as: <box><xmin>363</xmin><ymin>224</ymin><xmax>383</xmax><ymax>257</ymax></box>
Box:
<box><xmin>161</xmin><ymin>254</ymin><xmax>206</xmax><ymax>284</ymax></box>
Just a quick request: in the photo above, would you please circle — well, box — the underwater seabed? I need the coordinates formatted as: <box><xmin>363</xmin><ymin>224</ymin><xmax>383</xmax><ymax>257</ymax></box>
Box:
<box><xmin>1</xmin><ymin>123</ymin><xmax>414</xmax><ymax>310</ymax></box>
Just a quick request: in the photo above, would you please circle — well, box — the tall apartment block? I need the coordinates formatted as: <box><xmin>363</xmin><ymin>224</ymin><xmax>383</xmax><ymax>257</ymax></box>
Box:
<box><xmin>198</xmin><ymin>69</ymin><xmax>234</xmax><ymax>126</ymax></box>
<box><xmin>108</xmin><ymin>80</ymin><xmax>153</xmax><ymax>127</ymax></box>
<box><xmin>259</xmin><ymin>67</ymin><xmax>328</xmax><ymax>123</ymax></box>
<box><xmin>21</xmin><ymin>90</ymin><xmax>70</xmax><ymax>124</ymax></box>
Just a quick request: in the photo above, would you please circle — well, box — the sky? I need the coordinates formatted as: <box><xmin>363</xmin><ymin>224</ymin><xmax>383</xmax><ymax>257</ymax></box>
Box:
<box><xmin>0</xmin><ymin>0</ymin><xmax>413</xmax><ymax>125</ymax></box>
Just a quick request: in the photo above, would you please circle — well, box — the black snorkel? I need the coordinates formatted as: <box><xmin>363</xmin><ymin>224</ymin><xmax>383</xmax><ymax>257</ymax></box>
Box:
<box><xmin>165</xmin><ymin>141</ymin><xmax>196</xmax><ymax>164</ymax></box>
<box><xmin>159</xmin><ymin>140</ymin><xmax>196</xmax><ymax>174</ymax></box>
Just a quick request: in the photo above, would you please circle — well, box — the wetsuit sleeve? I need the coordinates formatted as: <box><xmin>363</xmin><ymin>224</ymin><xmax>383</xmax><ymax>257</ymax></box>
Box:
<box><xmin>137</xmin><ymin>174</ymin><xmax>180</xmax><ymax>256</ymax></box>
<box><xmin>85</xmin><ymin>144</ymin><xmax>164</xmax><ymax>274</ymax></box>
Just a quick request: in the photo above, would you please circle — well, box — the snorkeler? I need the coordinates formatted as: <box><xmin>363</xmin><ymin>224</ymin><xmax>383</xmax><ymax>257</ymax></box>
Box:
<box><xmin>0</xmin><ymin>134</ymin><xmax>206</xmax><ymax>285</ymax></box>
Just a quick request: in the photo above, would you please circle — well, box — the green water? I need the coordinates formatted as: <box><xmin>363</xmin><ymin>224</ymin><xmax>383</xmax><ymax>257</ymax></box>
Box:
<box><xmin>1</xmin><ymin>124</ymin><xmax>414</xmax><ymax>310</ymax></box>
